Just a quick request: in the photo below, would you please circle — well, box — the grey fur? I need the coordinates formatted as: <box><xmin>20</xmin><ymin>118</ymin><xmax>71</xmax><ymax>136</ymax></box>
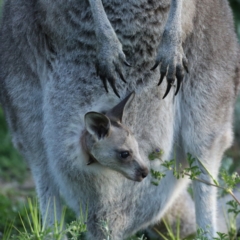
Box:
<box><xmin>0</xmin><ymin>0</ymin><xmax>239</xmax><ymax>239</ymax></box>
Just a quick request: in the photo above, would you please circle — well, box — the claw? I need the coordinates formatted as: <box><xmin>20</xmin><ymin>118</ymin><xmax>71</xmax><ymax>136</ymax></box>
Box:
<box><xmin>116</xmin><ymin>65</ymin><xmax>127</xmax><ymax>83</ymax></box>
<box><xmin>109</xmin><ymin>77</ymin><xmax>120</xmax><ymax>98</ymax></box>
<box><xmin>112</xmin><ymin>87</ymin><xmax>120</xmax><ymax>98</ymax></box>
<box><xmin>124</xmin><ymin>60</ymin><xmax>132</xmax><ymax>67</ymax></box>
<box><xmin>100</xmin><ymin>75</ymin><xmax>108</xmax><ymax>93</ymax></box>
<box><xmin>119</xmin><ymin>71</ymin><xmax>127</xmax><ymax>83</ymax></box>
<box><xmin>162</xmin><ymin>80</ymin><xmax>174</xmax><ymax>99</ymax></box>
<box><xmin>175</xmin><ymin>66</ymin><xmax>184</xmax><ymax>95</ymax></box>
<box><xmin>158</xmin><ymin>72</ymin><xmax>166</xmax><ymax>86</ymax></box>
<box><xmin>175</xmin><ymin>78</ymin><xmax>182</xmax><ymax>95</ymax></box>
<box><xmin>151</xmin><ymin>62</ymin><xmax>160</xmax><ymax>71</ymax></box>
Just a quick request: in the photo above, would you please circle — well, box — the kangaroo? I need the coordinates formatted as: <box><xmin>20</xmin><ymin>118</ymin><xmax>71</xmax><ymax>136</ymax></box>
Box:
<box><xmin>0</xmin><ymin>0</ymin><xmax>239</xmax><ymax>239</ymax></box>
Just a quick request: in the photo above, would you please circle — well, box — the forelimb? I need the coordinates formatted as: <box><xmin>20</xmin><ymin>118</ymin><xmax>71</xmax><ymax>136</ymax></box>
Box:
<box><xmin>88</xmin><ymin>0</ymin><xmax>130</xmax><ymax>98</ymax></box>
<box><xmin>152</xmin><ymin>0</ymin><xmax>188</xmax><ymax>98</ymax></box>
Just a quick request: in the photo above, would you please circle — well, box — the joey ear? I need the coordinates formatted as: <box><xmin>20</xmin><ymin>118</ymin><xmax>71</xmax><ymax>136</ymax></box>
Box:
<box><xmin>84</xmin><ymin>112</ymin><xmax>111</xmax><ymax>139</ymax></box>
<box><xmin>107</xmin><ymin>91</ymin><xmax>135</xmax><ymax>123</ymax></box>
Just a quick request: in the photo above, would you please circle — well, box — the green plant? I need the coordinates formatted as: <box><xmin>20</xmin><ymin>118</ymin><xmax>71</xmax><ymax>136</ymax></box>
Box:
<box><xmin>1</xmin><ymin>222</ymin><xmax>13</xmax><ymax>240</ymax></box>
<box><xmin>99</xmin><ymin>220</ymin><xmax>112</xmax><ymax>240</ymax></box>
<box><xmin>153</xmin><ymin>218</ymin><xmax>181</xmax><ymax>240</ymax></box>
<box><xmin>150</xmin><ymin>169</ymin><xmax>166</xmax><ymax>186</ymax></box>
<box><xmin>0</xmin><ymin>193</ymin><xmax>34</xmax><ymax>236</ymax></box>
<box><xmin>147</xmin><ymin>149</ymin><xmax>240</xmax><ymax>239</ymax></box>
<box><xmin>193</xmin><ymin>228</ymin><xmax>209</xmax><ymax>240</ymax></box>
<box><xmin>65</xmin><ymin>204</ymin><xmax>88</xmax><ymax>240</ymax></box>
<box><xmin>0</xmin><ymin>198</ymin><xmax>88</xmax><ymax>240</ymax></box>
<box><xmin>14</xmin><ymin>198</ymin><xmax>60</xmax><ymax>240</ymax></box>
<box><xmin>149</xmin><ymin>150</ymin><xmax>240</xmax><ymax>205</ymax></box>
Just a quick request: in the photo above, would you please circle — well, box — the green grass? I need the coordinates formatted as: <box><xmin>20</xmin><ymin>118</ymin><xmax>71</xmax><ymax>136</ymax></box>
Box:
<box><xmin>0</xmin><ymin>108</ymin><xmax>31</xmax><ymax>236</ymax></box>
<box><xmin>0</xmin><ymin>108</ymin><xmax>27</xmax><ymax>182</ymax></box>
<box><xmin>0</xmin><ymin>193</ymin><xmax>32</xmax><ymax>237</ymax></box>
<box><xmin>1</xmin><ymin>198</ymin><xmax>87</xmax><ymax>240</ymax></box>
<box><xmin>1</xmin><ymin>198</ymin><xmax>239</xmax><ymax>240</ymax></box>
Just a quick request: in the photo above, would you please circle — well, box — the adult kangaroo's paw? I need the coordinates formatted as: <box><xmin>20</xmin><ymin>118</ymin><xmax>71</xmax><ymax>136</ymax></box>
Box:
<box><xmin>151</xmin><ymin>29</ymin><xmax>188</xmax><ymax>99</ymax></box>
<box><xmin>95</xmin><ymin>35</ymin><xmax>130</xmax><ymax>98</ymax></box>
<box><xmin>150</xmin><ymin>0</ymin><xmax>188</xmax><ymax>99</ymax></box>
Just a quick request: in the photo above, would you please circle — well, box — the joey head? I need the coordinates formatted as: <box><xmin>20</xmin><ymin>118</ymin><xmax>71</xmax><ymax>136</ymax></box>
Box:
<box><xmin>82</xmin><ymin>92</ymin><xmax>149</xmax><ymax>182</ymax></box>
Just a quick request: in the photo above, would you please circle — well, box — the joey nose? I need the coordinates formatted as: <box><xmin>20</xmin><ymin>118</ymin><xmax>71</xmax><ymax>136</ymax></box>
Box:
<box><xmin>135</xmin><ymin>166</ymin><xmax>149</xmax><ymax>182</ymax></box>
<box><xmin>141</xmin><ymin>168</ymin><xmax>149</xmax><ymax>179</ymax></box>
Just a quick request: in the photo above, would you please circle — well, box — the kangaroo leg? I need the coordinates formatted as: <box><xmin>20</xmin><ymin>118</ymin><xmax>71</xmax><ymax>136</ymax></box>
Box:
<box><xmin>31</xmin><ymin>166</ymin><xmax>63</xmax><ymax>226</ymax></box>
<box><xmin>1</xmin><ymin>69</ymin><xmax>63</xmax><ymax>227</ymax></box>
<box><xmin>177</xmin><ymin>1</ymin><xmax>239</xmax><ymax>235</ymax></box>
<box><xmin>180</xmin><ymin>103</ymin><xmax>233</xmax><ymax>238</ymax></box>
<box><xmin>192</xmin><ymin>137</ymin><xmax>231</xmax><ymax>237</ymax></box>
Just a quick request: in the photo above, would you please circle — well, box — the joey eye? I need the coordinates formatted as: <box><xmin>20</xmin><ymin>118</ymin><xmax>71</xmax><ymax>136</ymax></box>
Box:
<box><xmin>120</xmin><ymin>151</ymin><xmax>130</xmax><ymax>159</ymax></box>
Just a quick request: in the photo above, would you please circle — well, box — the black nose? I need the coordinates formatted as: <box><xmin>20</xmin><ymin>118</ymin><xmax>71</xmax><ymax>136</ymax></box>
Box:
<box><xmin>135</xmin><ymin>167</ymin><xmax>149</xmax><ymax>182</ymax></box>
<box><xmin>141</xmin><ymin>168</ymin><xmax>149</xmax><ymax>178</ymax></box>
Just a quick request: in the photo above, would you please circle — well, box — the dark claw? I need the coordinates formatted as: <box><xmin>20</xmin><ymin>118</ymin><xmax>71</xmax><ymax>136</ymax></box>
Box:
<box><xmin>119</xmin><ymin>71</ymin><xmax>127</xmax><ymax>83</ymax></box>
<box><xmin>124</xmin><ymin>60</ymin><xmax>132</xmax><ymax>67</ymax></box>
<box><xmin>151</xmin><ymin>62</ymin><xmax>160</xmax><ymax>71</ymax></box>
<box><xmin>158</xmin><ymin>72</ymin><xmax>166</xmax><ymax>86</ymax></box>
<box><xmin>175</xmin><ymin>78</ymin><xmax>182</xmax><ymax>96</ymax></box>
<box><xmin>108</xmin><ymin>77</ymin><xmax>120</xmax><ymax>98</ymax></box>
<box><xmin>163</xmin><ymin>80</ymin><xmax>174</xmax><ymax>99</ymax></box>
<box><xmin>100</xmin><ymin>75</ymin><xmax>108</xmax><ymax>93</ymax></box>
<box><xmin>175</xmin><ymin>66</ymin><xmax>184</xmax><ymax>95</ymax></box>
<box><xmin>116</xmin><ymin>67</ymin><xmax>127</xmax><ymax>83</ymax></box>
<box><xmin>112</xmin><ymin>87</ymin><xmax>120</xmax><ymax>98</ymax></box>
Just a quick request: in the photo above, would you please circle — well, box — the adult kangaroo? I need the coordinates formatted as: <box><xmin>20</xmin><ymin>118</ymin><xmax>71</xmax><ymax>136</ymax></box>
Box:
<box><xmin>0</xmin><ymin>0</ymin><xmax>239</xmax><ymax>239</ymax></box>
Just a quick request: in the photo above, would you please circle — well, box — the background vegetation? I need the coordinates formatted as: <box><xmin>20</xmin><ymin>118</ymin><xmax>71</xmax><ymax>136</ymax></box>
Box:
<box><xmin>0</xmin><ymin>0</ymin><xmax>240</xmax><ymax>239</ymax></box>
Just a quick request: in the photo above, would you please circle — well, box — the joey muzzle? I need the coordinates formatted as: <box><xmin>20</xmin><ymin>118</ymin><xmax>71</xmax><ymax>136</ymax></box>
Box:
<box><xmin>135</xmin><ymin>166</ymin><xmax>149</xmax><ymax>182</ymax></box>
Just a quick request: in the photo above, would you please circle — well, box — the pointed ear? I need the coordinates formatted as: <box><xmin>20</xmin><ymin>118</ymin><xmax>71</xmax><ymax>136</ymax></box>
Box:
<box><xmin>107</xmin><ymin>91</ymin><xmax>135</xmax><ymax>122</ymax></box>
<box><xmin>84</xmin><ymin>112</ymin><xmax>111</xmax><ymax>139</ymax></box>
